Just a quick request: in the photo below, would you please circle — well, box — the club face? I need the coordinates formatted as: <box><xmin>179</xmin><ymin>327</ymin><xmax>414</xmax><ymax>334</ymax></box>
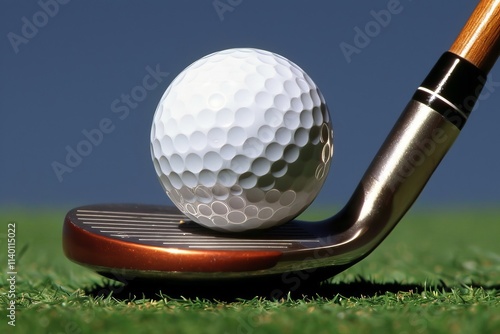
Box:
<box><xmin>62</xmin><ymin>203</ymin><xmax>364</xmax><ymax>282</ymax></box>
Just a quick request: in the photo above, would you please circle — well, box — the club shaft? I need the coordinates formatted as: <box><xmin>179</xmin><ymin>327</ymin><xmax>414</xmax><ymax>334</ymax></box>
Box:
<box><xmin>336</xmin><ymin>0</ymin><xmax>500</xmax><ymax>258</ymax></box>
<box><xmin>449</xmin><ymin>0</ymin><xmax>500</xmax><ymax>73</ymax></box>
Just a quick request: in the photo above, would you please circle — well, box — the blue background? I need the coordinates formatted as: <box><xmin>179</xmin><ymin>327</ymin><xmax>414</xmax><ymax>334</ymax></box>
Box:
<box><xmin>1</xmin><ymin>0</ymin><xmax>499</xmax><ymax>213</ymax></box>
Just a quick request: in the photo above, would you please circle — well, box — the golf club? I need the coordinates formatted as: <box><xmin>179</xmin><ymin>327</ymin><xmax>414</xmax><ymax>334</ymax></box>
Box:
<box><xmin>63</xmin><ymin>0</ymin><xmax>500</xmax><ymax>284</ymax></box>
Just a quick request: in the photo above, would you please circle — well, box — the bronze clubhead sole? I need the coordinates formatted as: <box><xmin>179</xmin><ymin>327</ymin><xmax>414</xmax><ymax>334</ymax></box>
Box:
<box><xmin>63</xmin><ymin>0</ymin><xmax>500</xmax><ymax>284</ymax></box>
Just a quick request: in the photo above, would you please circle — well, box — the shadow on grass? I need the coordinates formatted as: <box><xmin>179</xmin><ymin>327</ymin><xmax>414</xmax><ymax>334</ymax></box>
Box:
<box><xmin>84</xmin><ymin>276</ymin><xmax>486</xmax><ymax>302</ymax></box>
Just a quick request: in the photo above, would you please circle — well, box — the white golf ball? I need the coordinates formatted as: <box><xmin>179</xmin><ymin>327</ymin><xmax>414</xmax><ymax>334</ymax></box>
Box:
<box><xmin>151</xmin><ymin>48</ymin><xmax>333</xmax><ymax>232</ymax></box>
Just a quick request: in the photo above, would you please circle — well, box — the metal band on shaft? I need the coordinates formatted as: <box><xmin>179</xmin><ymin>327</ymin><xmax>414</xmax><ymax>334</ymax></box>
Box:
<box><xmin>412</xmin><ymin>52</ymin><xmax>487</xmax><ymax>129</ymax></box>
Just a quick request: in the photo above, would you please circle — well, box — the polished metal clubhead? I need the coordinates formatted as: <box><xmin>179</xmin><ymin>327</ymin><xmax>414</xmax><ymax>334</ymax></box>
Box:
<box><xmin>63</xmin><ymin>0</ymin><xmax>500</xmax><ymax>284</ymax></box>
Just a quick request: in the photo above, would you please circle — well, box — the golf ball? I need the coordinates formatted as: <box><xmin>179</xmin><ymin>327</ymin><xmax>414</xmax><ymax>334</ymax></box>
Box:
<box><xmin>151</xmin><ymin>48</ymin><xmax>333</xmax><ymax>232</ymax></box>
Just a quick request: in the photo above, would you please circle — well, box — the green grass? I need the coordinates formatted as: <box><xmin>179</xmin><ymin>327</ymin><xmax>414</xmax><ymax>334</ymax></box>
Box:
<box><xmin>1</xmin><ymin>207</ymin><xmax>499</xmax><ymax>333</ymax></box>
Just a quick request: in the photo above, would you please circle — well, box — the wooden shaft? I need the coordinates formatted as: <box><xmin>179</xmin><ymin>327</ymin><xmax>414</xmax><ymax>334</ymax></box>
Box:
<box><xmin>449</xmin><ymin>0</ymin><xmax>500</xmax><ymax>73</ymax></box>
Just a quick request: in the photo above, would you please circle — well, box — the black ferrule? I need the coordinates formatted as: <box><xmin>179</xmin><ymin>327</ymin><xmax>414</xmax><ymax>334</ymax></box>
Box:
<box><xmin>412</xmin><ymin>52</ymin><xmax>487</xmax><ymax>130</ymax></box>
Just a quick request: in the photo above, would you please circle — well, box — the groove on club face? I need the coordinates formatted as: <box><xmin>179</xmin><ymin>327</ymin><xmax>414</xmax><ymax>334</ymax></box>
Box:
<box><xmin>74</xmin><ymin>208</ymin><xmax>321</xmax><ymax>249</ymax></box>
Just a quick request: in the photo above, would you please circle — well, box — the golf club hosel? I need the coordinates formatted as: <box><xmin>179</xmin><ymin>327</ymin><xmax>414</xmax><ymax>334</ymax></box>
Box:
<box><xmin>345</xmin><ymin>53</ymin><xmax>487</xmax><ymax>251</ymax></box>
<box><xmin>359</xmin><ymin>101</ymin><xmax>459</xmax><ymax>223</ymax></box>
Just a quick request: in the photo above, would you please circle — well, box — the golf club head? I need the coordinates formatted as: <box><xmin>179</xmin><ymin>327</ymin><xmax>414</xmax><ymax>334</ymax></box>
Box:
<box><xmin>63</xmin><ymin>203</ymin><xmax>354</xmax><ymax>284</ymax></box>
<box><xmin>63</xmin><ymin>1</ymin><xmax>500</xmax><ymax>285</ymax></box>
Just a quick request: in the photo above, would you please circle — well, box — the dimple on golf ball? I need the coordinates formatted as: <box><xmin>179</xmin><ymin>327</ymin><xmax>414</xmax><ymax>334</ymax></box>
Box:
<box><xmin>151</xmin><ymin>48</ymin><xmax>333</xmax><ymax>232</ymax></box>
